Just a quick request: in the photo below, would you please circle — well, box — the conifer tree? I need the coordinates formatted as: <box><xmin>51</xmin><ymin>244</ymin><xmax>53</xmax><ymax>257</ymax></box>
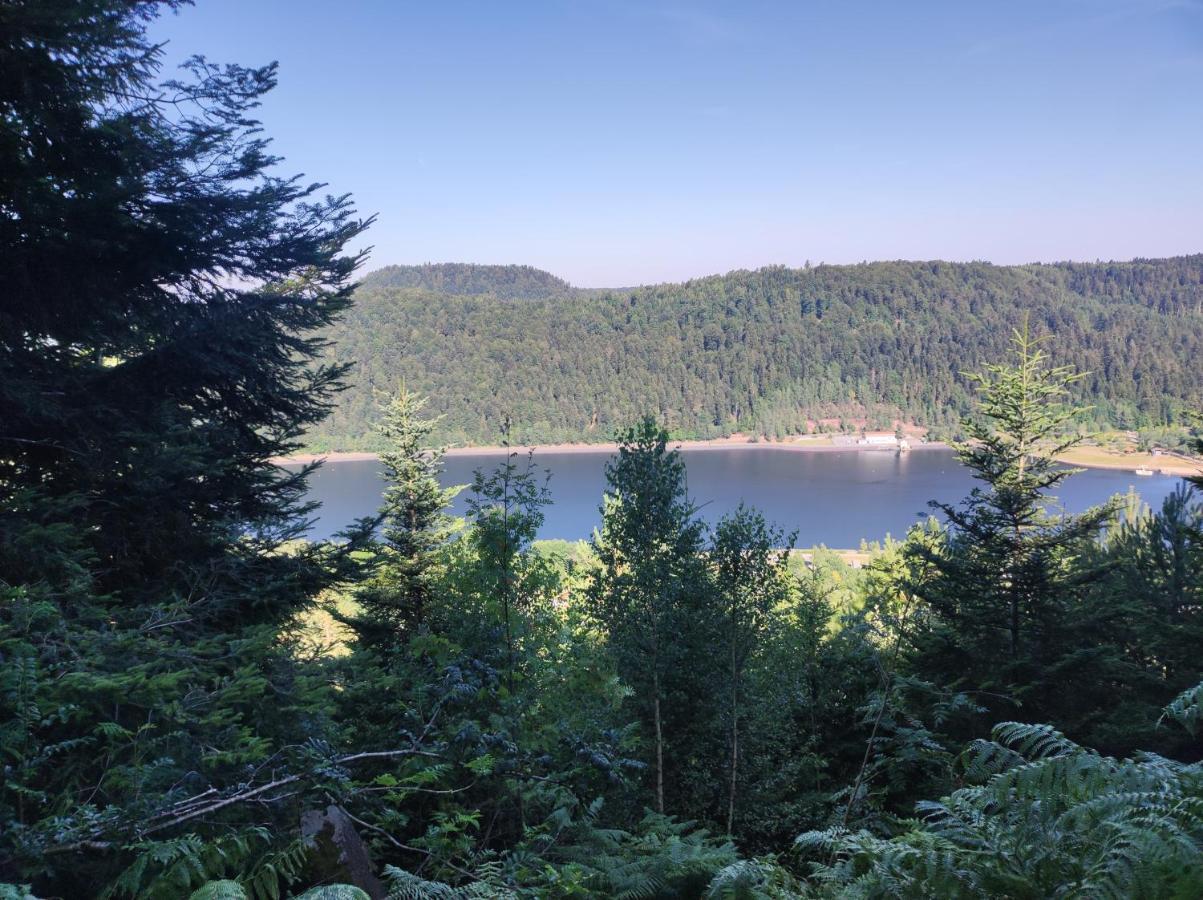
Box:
<box><xmin>1084</xmin><ymin>481</ymin><xmax>1203</xmax><ymax>754</ymax></box>
<box><xmin>906</xmin><ymin>322</ymin><xmax>1116</xmax><ymax>724</ymax></box>
<box><xmin>1113</xmin><ymin>487</ymin><xmax>1202</xmax><ymax>669</ymax></box>
<box><xmin>709</xmin><ymin>505</ymin><xmax>793</xmax><ymax>834</ymax></box>
<box><xmin>349</xmin><ymin>388</ymin><xmax>459</xmax><ymax>646</ymax></box>
<box><xmin>588</xmin><ymin>417</ymin><xmax>708</xmax><ymax>813</ymax></box>
<box><xmin>0</xmin><ymin>2</ymin><xmax>369</xmax><ymax>889</ymax></box>
<box><xmin>463</xmin><ymin>451</ymin><xmax>553</xmax><ymax>687</ymax></box>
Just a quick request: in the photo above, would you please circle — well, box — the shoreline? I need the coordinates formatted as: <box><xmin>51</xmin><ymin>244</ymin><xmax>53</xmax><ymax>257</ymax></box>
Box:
<box><xmin>1053</xmin><ymin>454</ymin><xmax>1201</xmax><ymax>478</ymax></box>
<box><xmin>272</xmin><ymin>439</ymin><xmax>1201</xmax><ymax>477</ymax></box>
<box><xmin>273</xmin><ymin>437</ymin><xmax>949</xmax><ymax>466</ymax></box>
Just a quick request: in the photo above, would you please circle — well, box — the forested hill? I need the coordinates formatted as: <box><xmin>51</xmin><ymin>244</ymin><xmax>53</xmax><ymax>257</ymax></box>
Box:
<box><xmin>359</xmin><ymin>262</ymin><xmax>580</xmax><ymax>299</ymax></box>
<box><xmin>311</xmin><ymin>256</ymin><xmax>1203</xmax><ymax>449</ymax></box>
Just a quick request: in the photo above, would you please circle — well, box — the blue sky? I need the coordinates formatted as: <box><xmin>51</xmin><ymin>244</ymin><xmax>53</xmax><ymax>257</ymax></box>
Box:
<box><xmin>153</xmin><ymin>1</ymin><xmax>1203</xmax><ymax>286</ymax></box>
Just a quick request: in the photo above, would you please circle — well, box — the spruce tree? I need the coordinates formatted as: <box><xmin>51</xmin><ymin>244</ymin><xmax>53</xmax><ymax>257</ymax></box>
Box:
<box><xmin>0</xmin><ymin>2</ymin><xmax>369</xmax><ymax>889</ymax></box>
<box><xmin>906</xmin><ymin>323</ymin><xmax>1116</xmax><ymax>725</ymax></box>
<box><xmin>349</xmin><ymin>388</ymin><xmax>459</xmax><ymax>646</ymax></box>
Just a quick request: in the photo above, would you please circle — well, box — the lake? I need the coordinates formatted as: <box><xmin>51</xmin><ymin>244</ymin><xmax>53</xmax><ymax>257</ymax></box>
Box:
<box><xmin>292</xmin><ymin>446</ymin><xmax>1188</xmax><ymax>547</ymax></box>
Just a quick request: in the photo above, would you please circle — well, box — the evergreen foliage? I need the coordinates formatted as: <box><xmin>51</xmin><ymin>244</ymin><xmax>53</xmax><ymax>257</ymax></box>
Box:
<box><xmin>1070</xmin><ymin>480</ymin><xmax>1203</xmax><ymax>757</ymax></box>
<box><xmin>905</xmin><ymin>324</ymin><xmax>1119</xmax><ymax>730</ymax></box>
<box><xmin>346</xmin><ymin>387</ymin><xmax>459</xmax><ymax>645</ymax></box>
<box><xmin>709</xmin><ymin>507</ymin><xmax>794</xmax><ymax>835</ymax></box>
<box><xmin>462</xmin><ymin>451</ymin><xmax>554</xmax><ymax>689</ymax></box>
<box><xmin>587</xmin><ymin>418</ymin><xmax>711</xmax><ymax>815</ymax></box>
<box><xmin>0</xmin><ymin>0</ymin><xmax>370</xmax><ymax>892</ymax></box>
<box><xmin>360</xmin><ymin>264</ymin><xmax>577</xmax><ymax>300</ymax></box>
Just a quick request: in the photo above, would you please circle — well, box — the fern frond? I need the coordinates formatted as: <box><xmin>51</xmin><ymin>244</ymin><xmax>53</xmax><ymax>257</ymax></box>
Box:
<box><xmin>381</xmin><ymin>865</ymin><xmax>516</xmax><ymax>899</ymax></box>
<box><xmin>960</xmin><ymin>738</ymin><xmax>1025</xmax><ymax>782</ymax></box>
<box><xmin>293</xmin><ymin>887</ymin><xmax>372</xmax><ymax>900</ymax></box>
<box><xmin>803</xmin><ymin>714</ymin><xmax>1203</xmax><ymax>898</ymax></box>
<box><xmin>188</xmin><ymin>882</ymin><xmax>247</xmax><ymax>900</ymax></box>
<box><xmin>1160</xmin><ymin>680</ymin><xmax>1203</xmax><ymax>736</ymax></box>
<box><xmin>704</xmin><ymin>858</ymin><xmax>801</xmax><ymax>899</ymax></box>
<box><xmin>990</xmin><ymin>721</ymin><xmax>1082</xmax><ymax>759</ymax></box>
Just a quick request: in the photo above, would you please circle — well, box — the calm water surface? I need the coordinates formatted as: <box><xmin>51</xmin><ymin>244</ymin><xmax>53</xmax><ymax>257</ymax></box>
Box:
<box><xmin>296</xmin><ymin>447</ymin><xmax>1186</xmax><ymax>546</ymax></box>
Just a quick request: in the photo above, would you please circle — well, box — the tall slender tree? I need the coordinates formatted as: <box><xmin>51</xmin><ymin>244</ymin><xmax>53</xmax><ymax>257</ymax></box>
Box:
<box><xmin>464</xmin><ymin>450</ymin><xmax>553</xmax><ymax>689</ymax></box>
<box><xmin>588</xmin><ymin>418</ymin><xmax>707</xmax><ymax>813</ymax></box>
<box><xmin>709</xmin><ymin>505</ymin><xmax>793</xmax><ymax>834</ymax></box>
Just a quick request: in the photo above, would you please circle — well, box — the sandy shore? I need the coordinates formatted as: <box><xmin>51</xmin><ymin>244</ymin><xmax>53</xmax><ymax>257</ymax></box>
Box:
<box><xmin>273</xmin><ymin>440</ymin><xmax>1201</xmax><ymax>477</ymax></box>
<box><xmin>273</xmin><ymin>450</ymin><xmax>380</xmax><ymax>465</ymax></box>
<box><xmin>273</xmin><ymin>437</ymin><xmax>948</xmax><ymax>465</ymax></box>
<box><xmin>1053</xmin><ymin>453</ymin><xmax>1201</xmax><ymax>478</ymax></box>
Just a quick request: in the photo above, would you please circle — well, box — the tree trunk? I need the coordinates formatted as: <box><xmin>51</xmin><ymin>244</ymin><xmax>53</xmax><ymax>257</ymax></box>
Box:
<box><xmin>1010</xmin><ymin>595</ymin><xmax>1019</xmax><ymax>659</ymax></box>
<box><xmin>653</xmin><ymin>672</ymin><xmax>665</xmax><ymax>814</ymax></box>
<box><xmin>727</xmin><ymin>682</ymin><xmax>738</xmax><ymax>834</ymax></box>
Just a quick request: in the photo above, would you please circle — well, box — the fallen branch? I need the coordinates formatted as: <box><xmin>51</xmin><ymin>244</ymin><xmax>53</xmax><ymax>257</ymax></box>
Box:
<box><xmin>141</xmin><ymin>747</ymin><xmax>442</xmax><ymax>836</ymax></box>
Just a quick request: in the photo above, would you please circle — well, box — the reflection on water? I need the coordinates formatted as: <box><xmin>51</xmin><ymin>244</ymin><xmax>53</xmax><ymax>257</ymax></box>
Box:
<box><xmin>293</xmin><ymin>447</ymin><xmax>1186</xmax><ymax>547</ymax></box>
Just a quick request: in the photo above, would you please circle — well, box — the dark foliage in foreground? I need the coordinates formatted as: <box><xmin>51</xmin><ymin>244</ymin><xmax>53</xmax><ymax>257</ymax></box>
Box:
<box><xmin>1</xmin><ymin>0</ymin><xmax>372</xmax><ymax>893</ymax></box>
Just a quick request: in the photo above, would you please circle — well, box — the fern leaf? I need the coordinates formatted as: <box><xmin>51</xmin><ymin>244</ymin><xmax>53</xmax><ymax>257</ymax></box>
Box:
<box><xmin>292</xmin><ymin>887</ymin><xmax>371</xmax><ymax>900</ymax></box>
<box><xmin>1160</xmin><ymin>680</ymin><xmax>1203</xmax><ymax>736</ymax></box>
<box><xmin>188</xmin><ymin>882</ymin><xmax>247</xmax><ymax>900</ymax></box>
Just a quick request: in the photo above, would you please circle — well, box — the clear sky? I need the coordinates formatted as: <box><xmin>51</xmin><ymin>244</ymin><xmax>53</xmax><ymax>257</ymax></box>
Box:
<box><xmin>152</xmin><ymin>1</ymin><xmax>1203</xmax><ymax>286</ymax></box>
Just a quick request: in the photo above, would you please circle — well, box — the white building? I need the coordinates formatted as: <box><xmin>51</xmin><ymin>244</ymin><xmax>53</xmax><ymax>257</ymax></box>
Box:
<box><xmin>857</xmin><ymin>432</ymin><xmax>898</xmax><ymax>447</ymax></box>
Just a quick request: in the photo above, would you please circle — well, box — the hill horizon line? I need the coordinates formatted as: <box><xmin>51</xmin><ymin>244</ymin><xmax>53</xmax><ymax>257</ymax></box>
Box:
<box><xmin>318</xmin><ymin>254</ymin><xmax>1203</xmax><ymax>451</ymax></box>
<box><xmin>360</xmin><ymin>253</ymin><xmax>1203</xmax><ymax>292</ymax></box>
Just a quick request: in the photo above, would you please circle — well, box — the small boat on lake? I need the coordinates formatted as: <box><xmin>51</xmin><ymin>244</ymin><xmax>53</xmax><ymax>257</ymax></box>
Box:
<box><xmin>1134</xmin><ymin>466</ymin><xmax>1154</xmax><ymax>476</ymax></box>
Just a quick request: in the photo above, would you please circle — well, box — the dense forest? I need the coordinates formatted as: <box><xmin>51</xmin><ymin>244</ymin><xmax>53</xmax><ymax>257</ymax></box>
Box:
<box><xmin>4</xmin><ymin>4</ymin><xmax>1203</xmax><ymax>899</ymax></box>
<box><xmin>360</xmin><ymin>264</ymin><xmax>581</xmax><ymax>301</ymax></box>
<box><xmin>311</xmin><ymin>257</ymin><xmax>1203</xmax><ymax>450</ymax></box>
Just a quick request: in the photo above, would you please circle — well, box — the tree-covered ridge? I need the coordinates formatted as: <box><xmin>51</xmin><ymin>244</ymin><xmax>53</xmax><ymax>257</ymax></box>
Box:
<box><xmin>313</xmin><ymin>256</ymin><xmax>1203</xmax><ymax>450</ymax></box>
<box><xmin>358</xmin><ymin>263</ymin><xmax>580</xmax><ymax>300</ymax></box>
